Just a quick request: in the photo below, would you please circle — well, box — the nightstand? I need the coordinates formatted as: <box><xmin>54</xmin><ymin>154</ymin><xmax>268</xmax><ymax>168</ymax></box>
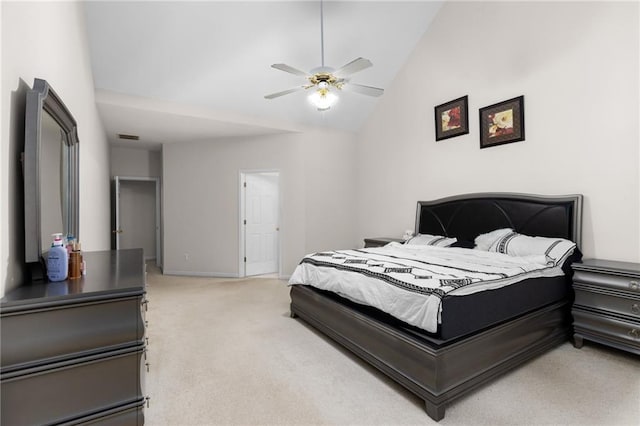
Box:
<box><xmin>571</xmin><ymin>259</ymin><xmax>640</xmax><ymax>355</ymax></box>
<box><xmin>364</xmin><ymin>237</ymin><xmax>404</xmax><ymax>248</ymax></box>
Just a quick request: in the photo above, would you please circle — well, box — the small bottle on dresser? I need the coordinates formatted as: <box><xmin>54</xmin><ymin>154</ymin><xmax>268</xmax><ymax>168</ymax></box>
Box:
<box><xmin>68</xmin><ymin>242</ymin><xmax>82</xmax><ymax>280</ymax></box>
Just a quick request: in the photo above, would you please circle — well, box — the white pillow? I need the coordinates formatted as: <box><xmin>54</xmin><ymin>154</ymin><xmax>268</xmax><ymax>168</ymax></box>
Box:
<box><xmin>406</xmin><ymin>234</ymin><xmax>457</xmax><ymax>247</ymax></box>
<box><xmin>474</xmin><ymin>228</ymin><xmax>513</xmax><ymax>251</ymax></box>
<box><xmin>488</xmin><ymin>232</ymin><xmax>577</xmax><ymax>266</ymax></box>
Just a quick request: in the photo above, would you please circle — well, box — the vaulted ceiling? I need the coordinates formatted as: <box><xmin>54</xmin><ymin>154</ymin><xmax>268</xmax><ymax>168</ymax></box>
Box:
<box><xmin>84</xmin><ymin>1</ymin><xmax>443</xmax><ymax>149</ymax></box>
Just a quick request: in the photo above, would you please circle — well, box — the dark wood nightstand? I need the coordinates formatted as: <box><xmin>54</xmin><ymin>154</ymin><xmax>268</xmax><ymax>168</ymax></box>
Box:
<box><xmin>571</xmin><ymin>259</ymin><xmax>640</xmax><ymax>355</ymax></box>
<box><xmin>364</xmin><ymin>237</ymin><xmax>405</xmax><ymax>248</ymax></box>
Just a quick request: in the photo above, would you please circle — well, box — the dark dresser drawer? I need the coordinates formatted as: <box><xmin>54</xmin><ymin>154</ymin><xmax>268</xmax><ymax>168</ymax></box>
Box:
<box><xmin>574</xmin><ymin>286</ymin><xmax>640</xmax><ymax>320</ymax></box>
<box><xmin>572</xmin><ymin>309</ymin><xmax>640</xmax><ymax>353</ymax></box>
<box><xmin>573</xmin><ymin>270</ymin><xmax>640</xmax><ymax>293</ymax></box>
<box><xmin>80</xmin><ymin>400</ymin><xmax>145</xmax><ymax>426</ymax></box>
<box><xmin>1</xmin><ymin>345</ymin><xmax>144</xmax><ymax>426</ymax></box>
<box><xmin>1</xmin><ymin>296</ymin><xmax>144</xmax><ymax>372</ymax></box>
<box><xmin>571</xmin><ymin>259</ymin><xmax>640</xmax><ymax>355</ymax></box>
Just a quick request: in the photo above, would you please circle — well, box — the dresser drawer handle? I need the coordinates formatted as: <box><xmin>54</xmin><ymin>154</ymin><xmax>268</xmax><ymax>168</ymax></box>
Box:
<box><xmin>629</xmin><ymin>329</ymin><xmax>640</xmax><ymax>340</ymax></box>
<box><xmin>632</xmin><ymin>304</ymin><xmax>640</xmax><ymax>314</ymax></box>
<box><xmin>630</xmin><ymin>281</ymin><xmax>639</xmax><ymax>291</ymax></box>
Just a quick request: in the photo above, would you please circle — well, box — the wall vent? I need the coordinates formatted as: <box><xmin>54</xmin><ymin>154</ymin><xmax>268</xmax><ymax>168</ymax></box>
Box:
<box><xmin>118</xmin><ymin>134</ymin><xmax>140</xmax><ymax>140</ymax></box>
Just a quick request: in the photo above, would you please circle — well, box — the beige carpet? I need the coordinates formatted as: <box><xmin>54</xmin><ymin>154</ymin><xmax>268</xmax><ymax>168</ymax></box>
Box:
<box><xmin>144</xmin><ymin>264</ymin><xmax>640</xmax><ymax>425</ymax></box>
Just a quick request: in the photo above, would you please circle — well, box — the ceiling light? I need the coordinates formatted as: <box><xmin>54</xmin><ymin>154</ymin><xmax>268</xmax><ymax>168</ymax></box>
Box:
<box><xmin>309</xmin><ymin>87</ymin><xmax>337</xmax><ymax>111</ymax></box>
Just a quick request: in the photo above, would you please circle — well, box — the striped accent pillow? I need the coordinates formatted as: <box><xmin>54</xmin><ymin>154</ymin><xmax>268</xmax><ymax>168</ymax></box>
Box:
<box><xmin>489</xmin><ymin>232</ymin><xmax>577</xmax><ymax>266</ymax></box>
<box><xmin>474</xmin><ymin>228</ymin><xmax>514</xmax><ymax>251</ymax></box>
<box><xmin>406</xmin><ymin>234</ymin><xmax>457</xmax><ymax>247</ymax></box>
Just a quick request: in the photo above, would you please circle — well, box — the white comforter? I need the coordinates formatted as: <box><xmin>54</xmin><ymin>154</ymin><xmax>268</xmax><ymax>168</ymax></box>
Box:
<box><xmin>288</xmin><ymin>242</ymin><xmax>566</xmax><ymax>333</ymax></box>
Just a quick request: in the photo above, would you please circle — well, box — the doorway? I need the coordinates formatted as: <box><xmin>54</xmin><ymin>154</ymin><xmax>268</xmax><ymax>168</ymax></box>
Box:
<box><xmin>112</xmin><ymin>176</ymin><xmax>161</xmax><ymax>266</ymax></box>
<box><xmin>239</xmin><ymin>171</ymin><xmax>280</xmax><ymax>277</ymax></box>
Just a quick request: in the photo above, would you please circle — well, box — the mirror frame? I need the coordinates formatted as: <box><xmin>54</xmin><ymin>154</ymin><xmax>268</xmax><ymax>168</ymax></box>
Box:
<box><xmin>24</xmin><ymin>78</ymin><xmax>79</xmax><ymax>275</ymax></box>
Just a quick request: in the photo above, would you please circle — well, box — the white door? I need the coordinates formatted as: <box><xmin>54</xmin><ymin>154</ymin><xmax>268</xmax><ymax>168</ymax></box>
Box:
<box><xmin>244</xmin><ymin>173</ymin><xmax>279</xmax><ymax>276</ymax></box>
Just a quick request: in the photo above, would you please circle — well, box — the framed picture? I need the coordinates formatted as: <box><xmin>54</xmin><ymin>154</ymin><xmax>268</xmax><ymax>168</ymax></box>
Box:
<box><xmin>479</xmin><ymin>95</ymin><xmax>525</xmax><ymax>149</ymax></box>
<box><xmin>434</xmin><ymin>95</ymin><xmax>469</xmax><ymax>141</ymax></box>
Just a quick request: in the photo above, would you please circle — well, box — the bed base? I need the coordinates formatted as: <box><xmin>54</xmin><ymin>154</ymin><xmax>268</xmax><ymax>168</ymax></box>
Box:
<box><xmin>290</xmin><ymin>285</ymin><xmax>571</xmax><ymax>421</ymax></box>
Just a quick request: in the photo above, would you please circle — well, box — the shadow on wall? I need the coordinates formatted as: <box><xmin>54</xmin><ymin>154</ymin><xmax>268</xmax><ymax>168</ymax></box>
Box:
<box><xmin>4</xmin><ymin>78</ymin><xmax>31</xmax><ymax>294</ymax></box>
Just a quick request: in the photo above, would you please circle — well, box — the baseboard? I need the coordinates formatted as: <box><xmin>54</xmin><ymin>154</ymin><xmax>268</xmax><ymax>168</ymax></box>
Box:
<box><xmin>161</xmin><ymin>270</ymin><xmax>289</xmax><ymax>280</ymax></box>
<box><xmin>162</xmin><ymin>270</ymin><xmax>239</xmax><ymax>278</ymax></box>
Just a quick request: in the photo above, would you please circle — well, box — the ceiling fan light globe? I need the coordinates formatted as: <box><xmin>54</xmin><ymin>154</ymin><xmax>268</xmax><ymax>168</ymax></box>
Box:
<box><xmin>309</xmin><ymin>89</ymin><xmax>337</xmax><ymax>111</ymax></box>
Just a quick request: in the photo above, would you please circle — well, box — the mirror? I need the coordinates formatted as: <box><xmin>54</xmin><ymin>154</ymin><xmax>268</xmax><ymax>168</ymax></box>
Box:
<box><xmin>24</xmin><ymin>79</ymin><xmax>79</xmax><ymax>279</ymax></box>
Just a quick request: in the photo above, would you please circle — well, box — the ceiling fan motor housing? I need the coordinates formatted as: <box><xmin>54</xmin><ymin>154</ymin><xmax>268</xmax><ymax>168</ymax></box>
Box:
<box><xmin>310</xmin><ymin>73</ymin><xmax>338</xmax><ymax>84</ymax></box>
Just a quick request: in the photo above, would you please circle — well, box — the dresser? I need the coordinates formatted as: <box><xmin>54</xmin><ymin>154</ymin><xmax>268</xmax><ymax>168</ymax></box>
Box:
<box><xmin>363</xmin><ymin>237</ymin><xmax>404</xmax><ymax>248</ymax></box>
<box><xmin>1</xmin><ymin>249</ymin><xmax>148</xmax><ymax>425</ymax></box>
<box><xmin>571</xmin><ymin>259</ymin><xmax>640</xmax><ymax>355</ymax></box>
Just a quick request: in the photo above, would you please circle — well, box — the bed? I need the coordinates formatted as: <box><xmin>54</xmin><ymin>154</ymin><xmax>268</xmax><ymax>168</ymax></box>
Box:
<box><xmin>288</xmin><ymin>193</ymin><xmax>583</xmax><ymax>421</ymax></box>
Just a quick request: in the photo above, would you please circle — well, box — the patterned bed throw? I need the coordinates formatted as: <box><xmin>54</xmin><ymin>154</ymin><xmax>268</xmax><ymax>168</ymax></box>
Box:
<box><xmin>288</xmin><ymin>243</ymin><xmax>566</xmax><ymax>333</ymax></box>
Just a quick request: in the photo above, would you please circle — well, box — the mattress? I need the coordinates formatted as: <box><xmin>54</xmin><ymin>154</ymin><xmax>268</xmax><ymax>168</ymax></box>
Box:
<box><xmin>296</xmin><ymin>273</ymin><xmax>569</xmax><ymax>343</ymax></box>
<box><xmin>289</xmin><ymin>243</ymin><xmax>572</xmax><ymax>335</ymax></box>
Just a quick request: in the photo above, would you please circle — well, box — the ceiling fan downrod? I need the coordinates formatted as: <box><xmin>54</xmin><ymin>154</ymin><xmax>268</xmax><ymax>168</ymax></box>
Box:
<box><xmin>319</xmin><ymin>0</ymin><xmax>325</xmax><ymax>68</ymax></box>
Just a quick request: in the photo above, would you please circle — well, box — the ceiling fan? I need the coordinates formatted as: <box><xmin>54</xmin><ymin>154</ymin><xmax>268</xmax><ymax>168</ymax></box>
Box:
<box><xmin>264</xmin><ymin>0</ymin><xmax>384</xmax><ymax>111</ymax></box>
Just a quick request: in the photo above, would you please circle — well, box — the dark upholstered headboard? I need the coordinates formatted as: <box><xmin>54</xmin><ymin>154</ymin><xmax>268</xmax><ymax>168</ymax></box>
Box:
<box><xmin>415</xmin><ymin>193</ymin><xmax>583</xmax><ymax>249</ymax></box>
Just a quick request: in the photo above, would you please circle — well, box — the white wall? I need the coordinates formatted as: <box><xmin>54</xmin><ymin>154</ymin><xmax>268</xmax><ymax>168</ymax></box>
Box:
<box><xmin>357</xmin><ymin>1</ymin><xmax>639</xmax><ymax>262</ymax></box>
<box><xmin>111</xmin><ymin>146</ymin><xmax>162</xmax><ymax>178</ymax></box>
<box><xmin>163</xmin><ymin>129</ymin><xmax>357</xmax><ymax>278</ymax></box>
<box><xmin>302</xmin><ymin>132</ymin><xmax>358</xmax><ymax>254</ymax></box>
<box><xmin>1</xmin><ymin>1</ymin><xmax>110</xmax><ymax>295</ymax></box>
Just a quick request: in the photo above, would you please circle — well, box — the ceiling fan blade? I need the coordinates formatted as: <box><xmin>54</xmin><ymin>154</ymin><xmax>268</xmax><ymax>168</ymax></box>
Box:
<box><xmin>344</xmin><ymin>83</ymin><xmax>384</xmax><ymax>97</ymax></box>
<box><xmin>264</xmin><ymin>87</ymin><xmax>304</xmax><ymax>100</ymax></box>
<box><xmin>271</xmin><ymin>63</ymin><xmax>309</xmax><ymax>77</ymax></box>
<box><xmin>334</xmin><ymin>57</ymin><xmax>372</xmax><ymax>77</ymax></box>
